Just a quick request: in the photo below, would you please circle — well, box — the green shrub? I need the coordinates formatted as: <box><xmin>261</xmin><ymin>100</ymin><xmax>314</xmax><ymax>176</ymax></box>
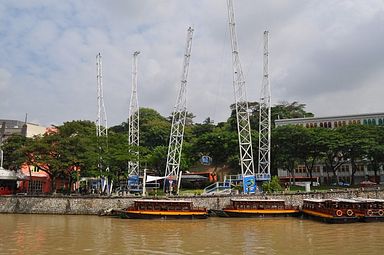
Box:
<box><xmin>262</xmin><ymin>176</ymin><xmax>283</xmax><ymax>193</ymax></box>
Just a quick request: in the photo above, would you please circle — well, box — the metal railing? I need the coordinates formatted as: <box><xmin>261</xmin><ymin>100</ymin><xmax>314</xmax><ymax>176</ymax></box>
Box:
<box><xmin>203</xmin><ymin>182</ymin><xmax>232</xmax><ymax>194</ymax></box>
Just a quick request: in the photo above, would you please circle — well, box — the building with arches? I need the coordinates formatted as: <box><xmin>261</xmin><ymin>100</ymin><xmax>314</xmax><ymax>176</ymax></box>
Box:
<box><xmin>275</xmin><ymin>112</ymin><xmax>384</xmax><ymax>185</ymax></box>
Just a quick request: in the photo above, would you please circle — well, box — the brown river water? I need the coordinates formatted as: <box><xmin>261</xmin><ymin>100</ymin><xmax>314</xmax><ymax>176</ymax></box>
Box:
<box><xmin>0</xmin><ymin>214</ymin><xmax>383</xmax><ymax>255</ymax></box>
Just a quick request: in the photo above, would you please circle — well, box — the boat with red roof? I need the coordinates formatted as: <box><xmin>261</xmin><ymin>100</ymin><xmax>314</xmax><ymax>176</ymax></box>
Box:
<box><xmin>216</xmin><ymin>198</ymin><xmax>299</xmax><ymax>217</ymax></box>
<box><xmin>301</xmin><ymin>198</ymin><xmax>360</xmax><ymax>223</ymax></box>
<box><xmin>112</xmin><ymin>199</ymin><xmax>208</xmax><ymax>219</ymax></box>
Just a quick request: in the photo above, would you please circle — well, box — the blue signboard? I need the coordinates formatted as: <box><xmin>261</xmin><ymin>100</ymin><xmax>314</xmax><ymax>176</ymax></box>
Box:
<box><xmin>243</xmin><ymin>175</ymin><xmax>256</xmax><ymax>194</ymax></box>
<box><xmin>128</xmin><ymin>175</ymin><xmax>139</xmax><ymax>186</ymax></box>
<box><xmin>200</xmin><ymin>155</ymin><xmax>212</xmax><ymax>165</ymax></box>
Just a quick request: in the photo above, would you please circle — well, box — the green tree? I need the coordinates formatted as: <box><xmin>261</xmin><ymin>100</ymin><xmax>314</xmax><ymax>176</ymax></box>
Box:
<box><xmin>272</xmin><ymin>101</ymin><xmax>314</xmax><ymax>122</ymax></box>
<box><xmin>272</xmin><ymin>125</ymin><xmax>307</xmax><ymax>185</ymax></box>
<box><xmin>297</xmin><ymin>128</ymin><xmax>327</xmax><ymax>186</ymax></box>
<box><xmin>338</xmin><ymin>125</ymin><xmax>374</xmax><ymax>185</ymax></box>
<box><xmin>262</xmin><ymin>175</ymin><xmax>283</xmax><ymax>192</ymax></box>
<box><xmin>139</xmin><ymin>108</ymin><xmax>170</xmax><ymax>149</ymax></box>
<box><xmin>319</xmin><ymin>128</ymin><xmax>348</xmax><ymax>184</ymax></box>
<box><xmin>365</xmin><ymin>126</ymin><xmax>384</xmax><ymax>183</ymax></box>
<box><xmin>144</xmin><ymin>146</ymin><xmax>168</xmax><ymax>175</ymax></box>
<box><xmin>192</xmin><ymin>127</ymin><xmax>238</xmax><ymax>173</ymax></box>
<box><xmin>1</xmin><ymin>134</ymin><xmax>30</xmax><ymax>170</ymax></box>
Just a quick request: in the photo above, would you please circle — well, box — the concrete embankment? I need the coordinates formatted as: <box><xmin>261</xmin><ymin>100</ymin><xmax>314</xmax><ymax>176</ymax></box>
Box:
<box><xmin>0</xmin><ymin>189</ymin><xmax>383</xmax><ymax>215</ymax></box>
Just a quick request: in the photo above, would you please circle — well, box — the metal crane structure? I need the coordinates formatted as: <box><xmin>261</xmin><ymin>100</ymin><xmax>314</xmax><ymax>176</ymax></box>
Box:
<box><xmin>257</xmin><ymin>31</ymin><xmax>272</xmax><ymax>182</ymax></box>
<box><xmin>128</xmin><ymin>51</ymin><xmax>140</xmax><ymax>177</ymax></box>
<box><xmin>0</xmin><ymin>123</ymin><xmax>4</xmax><ymax>169</ymax></box>
<box><xmin>164</xmin><ymin>27</ymin><xmax>194</xmax><ymax>194</ymax></box>
<box><xmin>226</xmin><ymin>0</ymin><xmax>256</xmax><ymax>193</ymax></box>
<box><xmin>96</xmin><ymin>53</ymin><xmax>111</xmax><ymax>194</ymax></box>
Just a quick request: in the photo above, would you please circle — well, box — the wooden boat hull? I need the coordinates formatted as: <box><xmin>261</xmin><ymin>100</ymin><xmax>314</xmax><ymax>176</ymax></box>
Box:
<box><xmin>301</xmin><ymin>209</ymin><xmax>359</xmax><ymax>224</ymax></box>
<box><xmin>113</xmin><ymin>209</ymin><xmax>208</xmax><ymax>219</ymax></box>
<box><xmin>359</xmin><ymin>216</ymin><xmax>384</xmax><ymax>222</ymax></box>
<box><xmin>208</xmin><ymin>209</ymin><xmax>230</xmax><ymax>217</ymax></box>
<box><xmin>222</xmin><ymin>209</ymin><xmax>300</xmax><ymax>218</ymax></box>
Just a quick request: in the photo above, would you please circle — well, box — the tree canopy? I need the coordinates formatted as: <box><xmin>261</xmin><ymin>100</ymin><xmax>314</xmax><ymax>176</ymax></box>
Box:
<box><xmin>2</xmin><ymin>101</ymin><xmax>381</xmax><ymax>191</ymax></box>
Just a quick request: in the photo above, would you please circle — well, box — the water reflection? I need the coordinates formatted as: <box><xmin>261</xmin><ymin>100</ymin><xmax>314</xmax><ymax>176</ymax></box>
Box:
<box><xmin>0</xmin><ymin>215</ymin><xmax>383</xmax><ymax>255</ymax></box>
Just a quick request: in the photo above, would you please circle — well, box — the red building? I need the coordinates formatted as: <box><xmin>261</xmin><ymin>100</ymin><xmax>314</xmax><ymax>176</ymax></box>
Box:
<box><xmin>16</xmin><ymin>164</ymin><xmax>79</xmax><ymax>194</ymax></box>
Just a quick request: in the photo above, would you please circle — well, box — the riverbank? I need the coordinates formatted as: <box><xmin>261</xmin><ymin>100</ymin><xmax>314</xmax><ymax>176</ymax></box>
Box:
<box><xmin>0</xmin><ymin>188</ymin><xmax>383</xmax><ymax>215</ymax></box>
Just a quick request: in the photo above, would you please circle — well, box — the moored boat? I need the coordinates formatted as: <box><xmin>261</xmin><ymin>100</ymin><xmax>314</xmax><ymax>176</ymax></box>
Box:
<box><xmin>219</xmin><ymin>198</ymin><xmax>299</xmax><ymax>217</ymax></box>
<box><xmin>301</xmin><ymin>199</ymin><xmax>360</xmax><ymax>223</ymax></box>
<box><xmin>113</xmin><ymin>199</ymin><xmax>208</xmax><ymax>219</ymax></box>
<box><xmin>353</xmin><ymin>198</ymin><xmax>384</xmax><ymax>222</ymax></box>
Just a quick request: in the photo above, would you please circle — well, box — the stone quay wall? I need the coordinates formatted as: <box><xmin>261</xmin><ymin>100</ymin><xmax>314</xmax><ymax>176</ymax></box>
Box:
<box><xmin>0</xmin><ymin>189</ymin><xmax>383</xmax><ymax>215</ymax></box>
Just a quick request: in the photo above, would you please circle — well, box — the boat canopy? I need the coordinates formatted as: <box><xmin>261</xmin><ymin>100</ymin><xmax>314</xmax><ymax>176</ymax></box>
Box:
<box><xmin>146</xmin><ymin>175</ymin><xmax>166</xmax><ymax>183</ymax></box>
<box><xmin>134</xmin><ymin>199</ymin><xmax>192</xmax><ymax>203</ymax></box>
<box><xmin>231</xmin><ymin>198</ymin><xmax>285</xmax><ymax>202</ymax></box>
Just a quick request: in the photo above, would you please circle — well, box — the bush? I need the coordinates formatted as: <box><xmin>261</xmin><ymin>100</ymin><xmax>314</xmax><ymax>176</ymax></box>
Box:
<box><xmin>262</xmin><ymin>176</ymin><xmax>283</xmax><ymax>193</ymax></box>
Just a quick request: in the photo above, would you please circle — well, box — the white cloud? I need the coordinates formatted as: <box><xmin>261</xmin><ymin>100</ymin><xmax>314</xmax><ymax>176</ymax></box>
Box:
<box><xmin>0</xmin><ymin>69</ymin><xmax>11</xmax><ymax>91</ymax></box>
<box><xmin>0</xmin><ymin>0</ymin><xmax>383</xmax><ymax>127</ymax></box>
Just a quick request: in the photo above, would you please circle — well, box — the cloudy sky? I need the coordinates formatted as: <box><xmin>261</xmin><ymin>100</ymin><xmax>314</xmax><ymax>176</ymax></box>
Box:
<box><xmin>0</xmin><ymin>0</ymin><xmax>383</xmax><ymax>127</ymax></box>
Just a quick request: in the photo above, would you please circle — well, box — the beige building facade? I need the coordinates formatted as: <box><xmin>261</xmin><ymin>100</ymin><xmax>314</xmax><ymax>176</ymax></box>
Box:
<box><xmin>0</xmin><ymin>119</ymin><xmax>47</xmax><ymax>142</ymax></box>
<box><xmin>275</xmin><ymin>112</ymin><xmax>384</xmax><ymax>185</ymax></box>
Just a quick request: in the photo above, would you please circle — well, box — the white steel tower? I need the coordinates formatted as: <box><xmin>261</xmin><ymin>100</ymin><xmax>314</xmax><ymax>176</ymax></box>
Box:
<box><xmin>96</xmin><ymin>53</ymin><xmax>110</xmax><ymax>193</ymax></box>
<box><xmin>128</xmin><ymin>51</ymin><xmax>140</xmax><ymax>176</ymax></box>
<box><xmin>164</xmin><ymin>27</ymin><xmax>194</xmax><ymax>184</ymax></box>
<box><xmin>227</xmin><ymin>0</ymin><xmax>255</xmax><ymax>177</ymax></box>
<box><xmin>257</xmin><ymin>31</ymin><xmax>271</xmax><ymax>181</ymax></box>
<box><xmin>96</xmin><ymin>53</ymin><xmax>108</xmax><ymax>139</ymax></box>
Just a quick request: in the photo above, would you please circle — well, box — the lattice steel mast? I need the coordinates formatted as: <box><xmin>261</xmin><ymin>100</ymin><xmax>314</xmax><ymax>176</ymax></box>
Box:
<box><xmin>128</xmin><ymin>51</ymin><xmax>140</xmax><ymax>176</ymax></box>
<box><xmin>164</xmin><ymin>27</ymin><xmax>194</xmax><ymax>181</ymax></box>
<box><xmin>227</xmin><ymin>0</ymin><xmax>255</xmax><ymax>177</ymax></box>
<box><xmin>257</xmin><ymin>31</ymin><xmax>271</xmax><ymax>181</ymax></box>
<box><xmin>96</xmin><ymin>53</ymin><xmax>110</xmax><ymax>192</ymax></box>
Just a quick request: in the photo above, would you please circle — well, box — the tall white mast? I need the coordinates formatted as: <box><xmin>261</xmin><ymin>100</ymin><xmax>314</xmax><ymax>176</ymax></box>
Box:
<box><xmin>0</xmin><ymin>122</ymin><xmax>3</xmax><ymax>169</ymax></box>
<box><xmin>96</xmin><ymin>53</ymin><xmax>108</xmax><ymax>138</ymax></box>
<box><xmin>128</xmin><ymin>51</ymin><xmax>140</xmax><ymax>176</ymax></box>
<box><xmin>227</xmin><ymin>0</ymin><xmax>255</xmax><ymax>177</ymax></box>
<box><xmin>164</xmin><ymin>27</ymin><xmax>194</xmax><ymax>184</ymax></box>
<box><xmin>96</xmin><ymin>53</ymin><xmax>109</xmax><ymax>192</ymax></box>
<box><xmin>257</xmin><ymin>31</ymin><xmax>271</xmax><ymax>181</ymax></box>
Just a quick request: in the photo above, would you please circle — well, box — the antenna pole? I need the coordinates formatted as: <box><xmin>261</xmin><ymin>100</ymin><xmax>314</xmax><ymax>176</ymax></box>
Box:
<box><xmin>257</xmin><ymin>31</ymin><xmax>272</xmax><ymax>182</ymax></box>
<box><xmin>164</xmin><ymin>27</ymin><xmax>194</xmax><ymax>193</ymax></box>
